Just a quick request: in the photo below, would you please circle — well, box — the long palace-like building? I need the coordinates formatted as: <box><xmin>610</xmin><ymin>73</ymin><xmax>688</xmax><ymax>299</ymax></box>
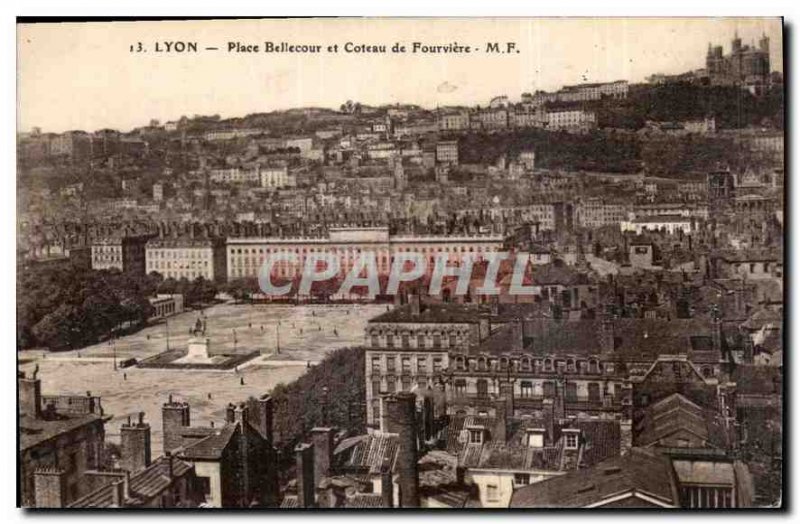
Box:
<box><xmin>226</xmin><ymin>226</ymin><xmax>505</xmax><ymax>280</ymax></box>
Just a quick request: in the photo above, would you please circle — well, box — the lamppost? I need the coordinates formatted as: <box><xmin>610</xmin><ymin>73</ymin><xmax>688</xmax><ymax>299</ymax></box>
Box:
<box><xmin>165</xmin><ymin>318</ymin><xmax>170</xmax><ymax>351</ymax></box>
<box><xmin>322</xmin><ymin>386</ymin><xmax>330</xmax><ymax>426</ymax></box>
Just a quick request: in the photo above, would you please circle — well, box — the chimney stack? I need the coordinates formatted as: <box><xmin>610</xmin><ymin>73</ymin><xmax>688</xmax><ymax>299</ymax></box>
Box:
<box><xmin>599</xmin><ymin>318</ymin><xmax>615</xmax><ymax>354</ymax></box>
<box><xmin>421</xmin><ymin>395</ymin><xmax>435</xmax><ymax>441</ymax></box>
<box><xmin>385</xmin><ymin>393</ymin><xmax>420</xmax><ymax>507</ymax></box>
<box><xmin>120</xmin><ymin>411</ymin><xmax>152</xmax><ymax>473</ymax></box>
<box><xmin>493</xmin><ymin>398</ymin><xmax>508</xmax><ymax>444</ymax></box>
<box><xmin>111</xmin><ymin>478</ymin><xmax>125</xmax><ymax>507</ymax></box>
<box><xmin>33</xmin><ymin>467</ymin><xmax>67</xmax><ymax>508</ymax></box>
<box><xmin>225</xmin><ymin>403</ymin><xmax>236</xmax><ymax>424</ymax></box>
<box><xmin>380</xmin><ymin>457</ymin><xmax>394</xmax><ymax>508</ymax></box>
<box><xmin>234</xmin><ymin>402</ymin><xmax>249</xmax><ymax>427</ymax></box>
<box><xmin>165</xmin><ymin>450</ymin><xmax>174</xmax><ymax>479</ymax></box>
<box><xmin>294</xmin><ymin>443</ymin><xmax>316</xmax><ymax>508</ymax></box>
<box><xmin>410</xmin><ymin>294</ymin><xmax>421</xmax><ymax>316</ymax></box>
<box><xmin>311</xmin><ymin>427</ymin><xmax>335</xmax><ymax>488</ymax></box>
<box><xmin>500</xmin><ymin>381</ymin><xmax>515</xmax><ymax>420</ymax></box>
<box><xmin>161</xmin><ymin>396</ymin><xmax>191</xmax><ymax>454</ymax></box>
<box><xmin>18</xmin><ymin>371</ymin><xmax>42</xmax><ymax>418</ymax></box>
<box><xmin>510</xmin><ymin>320</ymin><xmax>523</xmax><ymax>352</ymax></box>
<box><xmin>257</xmin><ymin>394</ymin><xmax>274</xmax><ymax>447</ymax></box>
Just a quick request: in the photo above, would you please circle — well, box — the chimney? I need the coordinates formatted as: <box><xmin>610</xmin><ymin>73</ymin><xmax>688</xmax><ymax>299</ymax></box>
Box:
<box><xmin>620</xmin><ymin>381</ymin><xmax>633</xmax><ymax>454</ymax></box>
<box><xmin>311</xmin><ymin>427</ymin><xmax>335</xmax><ymax>488</ymax></box>
<box><xmin>120</xmin><ymin>412</ymin><xmax>152</xmax><ymax>472</ymax></box>
<box><xmin>165</xmin><ymin>450</ymin><xmax>174</xmax><ymax>479</ymax></box>
<box><xmin>18</xmin><ymin>371</ymin><xmax>42</xmax><ymax>418</ymax></box>
<box><xmin>620</xmin><ymin>418</ymin><xmax>633</xmax><ymax>455</ymax></box>
<box><xmin>234</xmin><ymin>402</ymin><xmax>248</xmax><ymax>427</ymax></box>
<box><xmin>599</xmin><ymin>318</ymin><xmax>615</xmax><ymax>353</ymax></box>
<box><xmin>295</xmin><ymin>443</ymin><xmax>316</xmax><ymax>508</ymax></box>
<box><xmin>510</xmin><ymin>320</ymin><xmax>523</xmax><ymax>352</ymax></box>
<box><xmin>380</xmin><ymin>457</ymin><xmax>394</xmax><ymax>508</ymax></box>
<box><xmin>33</xmin><ymin>467</ymin><xmax>67</xmax><ymax>508</ymax></box>
<box><xmin>256</xmin><ymin>394</ymin><xmax>274</xmax><ymax>447</ymax></box>
<box><xmin>111</xmin><ymin>478</ymin><xmax>125</xmax><ymax>507</ymax></box>
<box><xmin>493</xmin><ymin>398</ymin><xmax>508</xmax><ymax>444</ymax></box>
<box><xmin>421</xmin><ymin>395</ymin><xmax>435</xmax><ymax>441</ymax></box>
<box><xmin>455</xmin><ymin>465</ymin><xmax>465</xmax><ymax>486</ymax></box>
<box><xmin>499</xmin><ymin>381</ymin><xmax>515</xmax><ymax>420</ymax></box>
<box><xmin>410</xmin><ymin>294</ymin><xmax>421</xmax><ymax>316</ymax></box>
<box><xmin>161</xmin><ymin>395</ymin><xmax>191</xmax><ymax>454</ymax></box>
<box><xmin>379</xmin><ymin>394</ymin><xmax>392</xmax><ymax>434</ymax></box>
<box><xmin>385</xmin><ymin>393</ymin><xmax>420</xmax><ymax>507</ymax></box>
<box><xmin>225</xmin><ymin>403</ymin><xmax>236</xmax><ymax>424</ymax></box>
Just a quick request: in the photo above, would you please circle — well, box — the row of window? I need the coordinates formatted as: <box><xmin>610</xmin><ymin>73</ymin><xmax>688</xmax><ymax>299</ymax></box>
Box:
<box><xmin>371</xmin><ymin>333</ymin><xmax>461</xmax><ymax>350</ymax></box>
<box><xmin>149</xmin><ymin>250</ymin><xmax>211</xmax><ymax>259</ymax></box>
<box><xmin>229</xmin><ymin>245</ymin><xmax>500</xmax><ymax>255</ymax></box>
<box><xmin>148</xmin><ymin>261</ymin><xmax>210</xmax><ymax>269</ymax></box>
<box><xmin>370</xmin><ymin>355</ymin><xmax>444</xmax><ymax>374</ymax></box>
<box><xmin>452</xmin><ymin>378</ymin><xmax>611</xmax><ymax>401</ymax></box>
<box><xmin>452</xmin><ymin>355</ymin><xmax>612</xmax><ymax>375</ymax></box>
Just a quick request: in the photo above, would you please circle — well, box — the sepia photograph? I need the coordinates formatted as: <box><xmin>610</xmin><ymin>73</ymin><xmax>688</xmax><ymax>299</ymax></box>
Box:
<box><xmin>15</xmin><ymin>16</ymin><xmax>785</xmax><ymax>510</ymax></box>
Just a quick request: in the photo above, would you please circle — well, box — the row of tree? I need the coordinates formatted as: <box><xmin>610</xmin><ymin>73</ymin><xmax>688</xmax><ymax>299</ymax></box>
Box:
<box><xmin>17</xmin><ymin>263</ymin><xmax>220</xmax><ymax>351</ymax></box>
<box><xmin>253</xmin><ymin>346</ymin><xmax>366</xmax><ymax>472</ymax></box>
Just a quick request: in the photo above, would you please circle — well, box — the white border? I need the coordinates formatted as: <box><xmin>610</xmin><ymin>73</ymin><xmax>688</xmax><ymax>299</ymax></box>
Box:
<box><xmin>4</xmin><ymin>2</ymin><xmax>796</xmax><ymax>523</ymax></box>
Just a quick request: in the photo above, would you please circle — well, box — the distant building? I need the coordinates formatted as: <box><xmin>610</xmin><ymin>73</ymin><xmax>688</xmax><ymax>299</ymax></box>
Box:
<box><xmin>706</xmin><ymin>33</ymin><xmax>771</xmax><ymax>95</ymax></box>
<box><xmin>437</xmin><ymin>111</ymin><xmax>470</xmax><ymax>132</ymax></box>
<box><xmin>546</xmin><ymin>110</ymin><xmax>597</xmax><ymax>133</ymax></box>
<box><xmin>18</xmin><ymin>371</ymin><xmax>109</xmax><ymax>508</ymax></box>
<box><xmin>50</xmin><ymin>131</ymin><xmax>93</xmax><ymax>161</ymax></box>
<box><xmin>259</xmin><ymin>164</ymin><xmax>295</xmax><ymax>189</ymax></box>
<box><xmin>91</xmin><ymin>233</ymin><xmax>151</xmax><ymax>275</ymax></box>
<box><xmin>146</xmin><ymin>236</ymin><xmax>227</xmax><ymax>282</ymax></box>
<box><xmin>148</xmin><ymin>294</ymin><xmax>185</xmax><ymax>321</ymax></box>
<box><xmin>621</xmin><ymin>215</ymin><xmax>693</xmax><ymax>235</ymax></box>
<box><xmin>435</xmin><ymin>140</ymin><xmax>459</xmax><ymax>165</ymax></box>
<box><xmin>162</xmin><ymin>394</ymin><xmax>279</xmax><ymax>507</ymax></box>
<box><xmin>518</xmin><ymin>151</ymin><xmax>536</xmax><ymax>171</ymax></box>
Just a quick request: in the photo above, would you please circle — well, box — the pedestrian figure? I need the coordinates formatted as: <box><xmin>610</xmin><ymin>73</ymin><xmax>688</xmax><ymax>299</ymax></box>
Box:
<box><xmin>240</xmin><ymin>377</ymin><xmax>245</xmax><ymax>386</ymax></box>
<box><xmin>208</xmin><ymin>393</ymin><xmax>212</xmax><ymax>400</ymax></box>
<box><xmin>123</xmin><ymin>373</ymin><xmax>127</xmax><ymax>381</ymax></box>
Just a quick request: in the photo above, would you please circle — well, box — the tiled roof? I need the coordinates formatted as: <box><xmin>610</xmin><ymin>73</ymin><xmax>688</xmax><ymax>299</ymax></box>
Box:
<box><xmin>635</xmin><ymin>393</ymin><xmax>729</xmax><ymax>450</ymax></box>
<box><xmin>179</xmin><ymin>424</ymin><xmax>238</xmax><ymax>460</ymax></box>
<box><xmin>280</xmin><ymin>495</ymin><xmax>298</xmax><ymax>508</ymax></box>
<box><xmin>337</xmin><ymin>433</ymin><xmax>399</xmax><ymax>475</ymax></box>
<box><xmin>509</xmin><ymin>448</ymin><xmax>678</xmax><ymax>508</ymax></box>
<box><xmin>20</xmin><ymin>412</ymin><xmax>106</xmax><ymax>451</ymax></box>
<box><xmin>344</xmin><ymin>493</ymin><xmax>384</xmax><ymax>508</ymax></box>
<box><xmin>733</xmin><ymin>365</ymin><xmax>782</xmax><ymax>396</ymax></box>
<box><xmin>369</xmin><ymin>304</ymin><xmax>488</xmax><ymax>324</ymax></box>
<box><xmin>522</xmin><ymin>317</ymin><xmax>719</xmax><ymax>358</ymax></box>
<box><xmin>69</xmin><ymin>456</ymin><xmax>193</xmax><ymax>508</ymax></box>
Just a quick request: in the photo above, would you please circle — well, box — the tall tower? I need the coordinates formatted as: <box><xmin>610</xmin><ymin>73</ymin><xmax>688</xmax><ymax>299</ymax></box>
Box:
<box><xmin>759</xmin><ymin>33</ymin><xmax>770</xmax><ymax>53</ymax></box>
<box><xmin>732</xmin><ymin>30</ymin><xmax>742</xmax><ymax>54</ymax></box>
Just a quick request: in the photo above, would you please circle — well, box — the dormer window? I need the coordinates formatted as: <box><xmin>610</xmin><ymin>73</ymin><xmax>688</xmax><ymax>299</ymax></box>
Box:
<box><xmin>469</xmin><ymin>429</ymin><xmax>483</xmax><ymax>444</ymax></box>
<box><xmin>564</xmin><ymin>429</ymin><xmax>580</xmax><ymax>450</ymax></box>
<box><xmin>544</xmin><ymin>358</ymin><xmax>553</xmax><ymax>372</ymax></box>
<box><xmin>526</xmin><ymin>429</ymin><xmax>545</xmax><ymax>448</ymax></box>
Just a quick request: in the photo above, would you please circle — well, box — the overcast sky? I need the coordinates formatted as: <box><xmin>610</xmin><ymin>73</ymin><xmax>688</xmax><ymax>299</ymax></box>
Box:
<box><xmin>17</xmin><ymin>18</ymin><xmax>783</xmax><ymax>133</ymax></box>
